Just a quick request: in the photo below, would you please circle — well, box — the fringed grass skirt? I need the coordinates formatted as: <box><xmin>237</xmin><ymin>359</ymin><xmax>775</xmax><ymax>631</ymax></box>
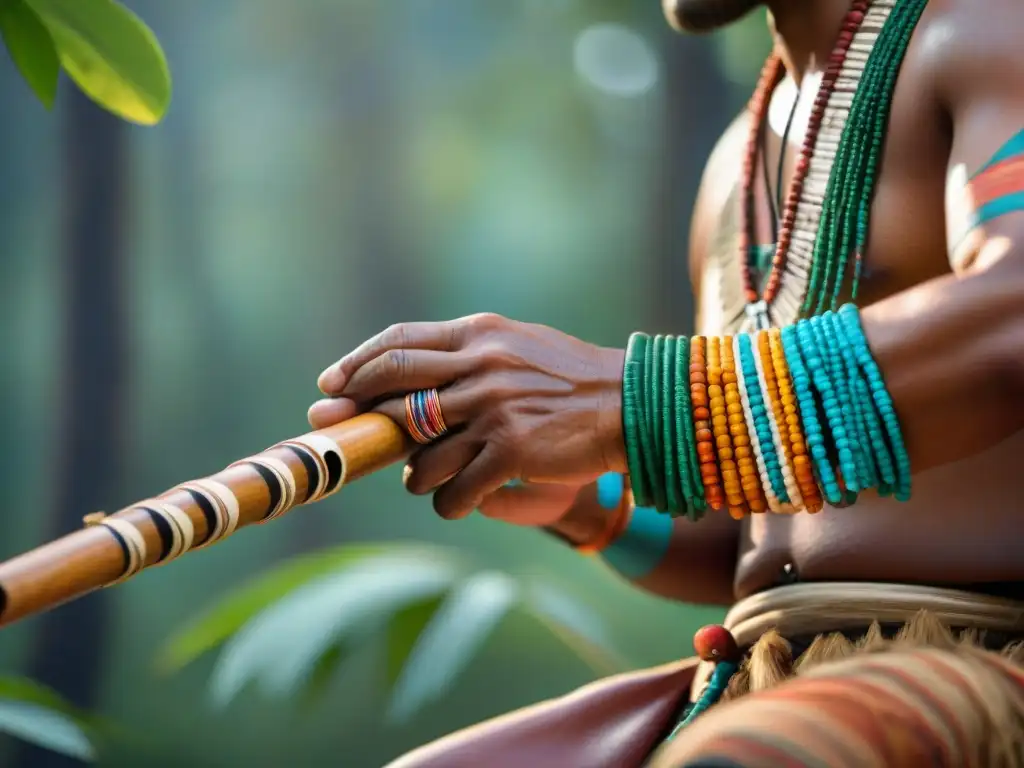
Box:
<box><xmin>652</xmin><ymin>584</ymin><xmax>1024</xmax><ymax>768</ymax></box>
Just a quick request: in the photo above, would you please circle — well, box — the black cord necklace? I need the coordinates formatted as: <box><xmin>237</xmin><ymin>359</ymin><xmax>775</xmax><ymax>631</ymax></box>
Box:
<box><xmin>753</xmin><ymin>80</ymin><xmax>800</xmax><ymax>283</ymax></box>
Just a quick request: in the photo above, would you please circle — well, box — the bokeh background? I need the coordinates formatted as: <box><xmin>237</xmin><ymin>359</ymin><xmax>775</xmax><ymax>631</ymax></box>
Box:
<box><xmin>0</xmin><ymin>2</ymin><xmax>771</xmax><ymax>766</ymax></box>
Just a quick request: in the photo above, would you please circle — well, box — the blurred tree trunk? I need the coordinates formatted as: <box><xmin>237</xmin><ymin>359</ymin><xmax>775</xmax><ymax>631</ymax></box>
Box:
<box><xmin>349</xmin><ymin>52</ymin><xmax>426</xmax><ymax>330</ymax></box>
<box><xmin>13</xmin><ymin>88</ymin><xmax>129</xmax><ymax>768</ymax></box>
<box><xmin>160</xmin><ymin>4</ymin><xmax>241</xmax><ymax>442</ymax></box>
<box><xmin>650</xmin><ymin>36</ymin><xmax>733</xmax><ymax>331</ymax></box>
<box><xmin>0</xmin><ymin>82</ymin><xmax>22</xmax><ymax>513</ymax></box>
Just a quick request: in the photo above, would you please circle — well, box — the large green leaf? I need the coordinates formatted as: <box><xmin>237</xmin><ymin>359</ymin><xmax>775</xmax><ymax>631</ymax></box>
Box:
<box><xmin>0</xmin><ymin>678</ymin><xmax>95</xmax><ymax>761</ymax></box>
<box><xmin>162</xmin><ymin>545</ymin><xmax>624</xmax><ymax>722</ymax></box>
<box><xmin>159</xmin><ymin>543</ymin><xmax>414</xmax><ymax>673</ymax></box>
<box><xmin>23</xmin><ymin>0</ymin><xmax>171</xmax><ymax>124</ymax></box>
<box><xmin>0</xmin><ymin>0</ymin><xmax>59</xmax><ymax>108</ymax></box>
<box><xmin>386</xmin><ymin>571</ymin><xmax>519</xmax><ymax>724</ymax></box>
<box><xmin>385</xmin><ymin>594</ymin><xmax>447</xmax><ymax>688</ymax></box>
<box><xmin>207</xmin><ymin>550</ymin><xmax>463</xmax><ymax>707</ymax></box>
<box><xmin>523</xmin><ymin>580</ymin><xmax>626</xmax><ymax>675</ymax></box>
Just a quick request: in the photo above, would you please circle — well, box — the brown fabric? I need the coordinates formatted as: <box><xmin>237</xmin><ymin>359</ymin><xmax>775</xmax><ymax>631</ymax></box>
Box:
<box><xmin>385</xmin><ymin>657</ymin><xmax>699</xmax><ymax>768</ymax></box>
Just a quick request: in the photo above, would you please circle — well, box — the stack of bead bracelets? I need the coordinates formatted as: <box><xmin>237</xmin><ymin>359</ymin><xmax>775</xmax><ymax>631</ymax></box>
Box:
<box><xmin>621</xmin><ymin>304</ymin><xmax>911</xmax><ymax>521</ymax></box>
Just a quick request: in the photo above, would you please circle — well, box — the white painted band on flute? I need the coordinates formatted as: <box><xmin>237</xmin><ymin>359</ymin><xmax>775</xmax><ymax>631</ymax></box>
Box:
<box><xmin>287</xmin><ymin>434</ymin><xmax>347</xmax><ymax>497</ymax></box>
<box><xmin>201</xmin><ymin>479</ymin><xmax>241</xmax><ymax>538</ymax></box>
<box><xmin>179</xmin><ymin>482</ymin><xmax>227</xmax><ymax>548</ymax></box>
<box><xmin>155</xmin><ymin>502</ymin><xmax>195</xmax><ymax>562</ymax></box>
<box><xmin>100</xmin><ymin>518</ymin><xmax>147</xmax><ymax>582</ymax></box>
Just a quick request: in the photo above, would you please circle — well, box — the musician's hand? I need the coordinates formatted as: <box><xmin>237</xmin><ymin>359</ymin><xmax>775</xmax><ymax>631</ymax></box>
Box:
<box><xmin>308</xmin><ymin>313</ymin><xmax>626</xmax><ymax>519</ymax></box>
<box><xmin>446</xmin><ymin>478</ymin><xmax>584</xmax><ymax>528</ymax></box>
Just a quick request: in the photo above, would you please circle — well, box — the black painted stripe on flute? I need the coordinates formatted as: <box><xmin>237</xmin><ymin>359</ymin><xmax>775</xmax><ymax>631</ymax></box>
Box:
<box><xmin>323</xmin><ymin>450</ymin><xmax>343</xmax><ymax>495</ymax></box>
<box><xmin>186</xmin><ymin>489</ymin><xmax>219</xmax><ymax>546</ymax></box>
<box><xmin>103</xmin><ymin>522</ymin><xmax>133</xmax><ymax>575</ymax></box>
<box><xmin>284</xmin><ymin>445</ymin><xmax>320</xmax><ymax>504</ymax></box>
<box><xmin>139</xmin><ymin>506</ymin><xmax>173</xmax><ymax>561</ymax></box>
<box><xmin>245</xmin><ymin>461</ymin><xmax>282</xmax><ymax>519</ymax></box>
<box><xmin>0</xmin><ymin>585</ymin><xmax>6</xmax><ymax>618</ymax></box>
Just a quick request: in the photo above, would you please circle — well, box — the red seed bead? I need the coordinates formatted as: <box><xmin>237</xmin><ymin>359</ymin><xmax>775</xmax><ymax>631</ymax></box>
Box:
<box><xmin>738</xmin><ymin>1</ymin><xmax>868</xmax><ymax>311</ymax></box>
<box><xmin>693</xmin><ymin>624</ymin><xmax>740</xmax><ymax>663</ymax></box>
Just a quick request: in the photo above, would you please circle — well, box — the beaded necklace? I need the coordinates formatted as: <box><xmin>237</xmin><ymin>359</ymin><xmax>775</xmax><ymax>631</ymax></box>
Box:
<box><xmin>714</xmin><ymin>0</ymin><xmax>929</xmax><ymax>333</ymax></box>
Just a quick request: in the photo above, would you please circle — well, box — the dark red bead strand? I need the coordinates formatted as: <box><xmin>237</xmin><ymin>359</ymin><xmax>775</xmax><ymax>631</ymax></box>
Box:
<box><xmin>739</xmin><ymin>0</ymin><xmax>872</xmax><ymax>313</ymax></box>
<box><xmin>739</xmin><ymin>55</ymin><xmax>785</xmax><ymax>305</ymax></box>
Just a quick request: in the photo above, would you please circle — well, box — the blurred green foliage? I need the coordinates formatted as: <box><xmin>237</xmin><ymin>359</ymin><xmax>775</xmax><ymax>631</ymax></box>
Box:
<box><xmin>160</xmin><ymin>543</ymin><xmax>626</xmax><ymax>725</ymax></box>
<box><xmin>0</xmin><ymin>677</ymin><xmax>96</xmax><ymax>760</ymax></box>
<box><xmin>0</xmin><ymin>0</ymin><xmax>170</xmax><ymax>123</ymax></box>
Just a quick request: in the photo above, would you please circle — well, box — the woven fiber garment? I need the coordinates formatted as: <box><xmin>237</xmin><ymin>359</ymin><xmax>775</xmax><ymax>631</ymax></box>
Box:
<box><xmin>651</xmin><ymin>635</ymin><xmax>1024</xmax><ymax>768</ymax></box>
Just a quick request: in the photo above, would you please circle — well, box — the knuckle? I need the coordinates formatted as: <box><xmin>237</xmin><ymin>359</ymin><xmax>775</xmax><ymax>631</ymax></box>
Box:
<box><xmin>382</xmin><ymin>348</ymin><xmax>411</xmax><ymax>378</ymax></box>
<box><xmin>382</xmin><ymin>323</ymin><xmax>408</xmax><ymax>348</ymax></box>
<box><xmin>495</xmin><ymin>413</ymin><xmax>528</xmax><ymax>449</ymax></box>
<box><xmin>477</xmin><ymin>379</ymin><xmax>515</xmax><ymax>406</ymax></box>
<box><xmin>464</xmin><ymin>312</ymin><xmax>506</xmax><ymax>334</ymax></box>
<box><xmin>475</xmin><ymin>342</ymin><xmax>513</xmax><ymax>370</ymax></box>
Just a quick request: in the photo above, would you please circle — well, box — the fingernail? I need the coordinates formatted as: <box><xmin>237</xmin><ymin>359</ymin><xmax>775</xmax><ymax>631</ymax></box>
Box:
<box><xmin>317</xmin><ymin>363</ymin><xmax>345</xmax><ymax>393</ymax></box>
<box><xmin>307</xmin><ymin>401</ymin><xmax>325</xmax><ymax>426</ymax></box>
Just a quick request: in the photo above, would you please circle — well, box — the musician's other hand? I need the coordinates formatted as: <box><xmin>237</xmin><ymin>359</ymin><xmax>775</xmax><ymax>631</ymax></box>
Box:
<box><xmin>309</xmin><ymin>313</ymin><xmax>626</xmax><ymax>519</ymax></box>
<box><xmin>413</xmin><ymin>474</ymin><xmax>583</xmax><ymax>528</ymax></box>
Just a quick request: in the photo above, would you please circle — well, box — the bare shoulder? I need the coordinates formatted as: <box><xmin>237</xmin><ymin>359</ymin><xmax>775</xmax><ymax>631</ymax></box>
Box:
<box><xmin>689</xmin><ymin>111</ymin><xmax>748</xmax><ymax>289</ymax></box>
<box><xmin>913</xmin><ymin>0</ymin><xmax>1024</xmax><ymax>110</ymax></box>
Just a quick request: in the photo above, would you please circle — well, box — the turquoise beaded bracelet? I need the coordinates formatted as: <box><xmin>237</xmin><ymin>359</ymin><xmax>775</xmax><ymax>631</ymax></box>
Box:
<box><xmin>620</xmin><ymin>304</ymin><xmax>910</xmax><ymax>517</ymax></box>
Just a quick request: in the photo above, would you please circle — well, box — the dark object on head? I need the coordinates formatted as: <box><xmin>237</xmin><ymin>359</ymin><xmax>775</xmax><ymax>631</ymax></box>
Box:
<box><xmin>662</xmin><ymin>0</ymin><xmax>763</xmax><ymax>33</ymax></box>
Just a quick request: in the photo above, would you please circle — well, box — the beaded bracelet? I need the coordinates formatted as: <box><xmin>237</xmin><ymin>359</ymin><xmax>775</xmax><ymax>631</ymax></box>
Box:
<box><xmin>620</xmin><ymin>304</ymin><xmax>910</xmax><ymax>518</ymax></box>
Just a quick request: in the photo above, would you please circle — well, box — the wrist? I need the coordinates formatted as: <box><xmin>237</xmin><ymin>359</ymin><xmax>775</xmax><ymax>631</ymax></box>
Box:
<box><xmin>596</xmin><ymin>346</ymin><xmax>628</xmax><ymax>474</ymax></box>
<box><xmin>545</xmin><ymin>473</ymin><xmax>632</xmax><ymax>553</ymax></box>
<box><xmin>545</xmin><ymin>475</ymin><xmax>625</xmax><ymax>548</ymax></box>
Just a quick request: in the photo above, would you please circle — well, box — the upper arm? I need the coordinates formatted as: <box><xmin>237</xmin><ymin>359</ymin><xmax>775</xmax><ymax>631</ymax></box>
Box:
<box><xmin>936</xmin><ymin>0</ymin><xmax>1024</xmax><ymax>276</ymax></box>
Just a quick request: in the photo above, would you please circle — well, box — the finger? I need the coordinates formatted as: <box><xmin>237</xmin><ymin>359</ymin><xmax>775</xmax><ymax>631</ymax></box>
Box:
<box><xmin>342</xmin><ymin>349</ymin><xmax>479</xmax><ymax>404</ymax></box>
<box><xmin>433</xmin><ymin>444</ymin><xmax>510</xmax><ymax>520</ymax></box>
<box><xmin>371</xmin><ymin>385</ymin><xmax>480</xmax><ymax>435</ymax></box>
<box><xmin>478</xmin><ymin>483</ymin><xmax>581</xmax><ymax>527</ymax></box>
<box><xmin>307</xmin><ymin>397</ymin><xmax>359</xmax><ymax>429</ymax></box>
<box><xmin>318</xmin><ymin>321</ymin><xmax>461</xmax><ymax>394</ymax></box>
<box><xmin>403</xmin><ymin>431</ymin><xmax>484</xmax><ymax>496</ymax></box>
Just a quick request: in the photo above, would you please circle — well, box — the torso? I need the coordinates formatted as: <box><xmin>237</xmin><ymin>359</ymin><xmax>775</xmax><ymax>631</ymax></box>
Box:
<box><xmin>690</xmin><ymin>3</ymin><xmax>1024</xmax><ymax>600</ymax></box>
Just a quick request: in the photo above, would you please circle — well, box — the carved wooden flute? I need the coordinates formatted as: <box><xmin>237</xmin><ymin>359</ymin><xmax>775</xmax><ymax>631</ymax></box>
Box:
<box><xmin>0</xmin><ymin>414</ymin><xmax>410</xmax><ymax>628</ymax></box>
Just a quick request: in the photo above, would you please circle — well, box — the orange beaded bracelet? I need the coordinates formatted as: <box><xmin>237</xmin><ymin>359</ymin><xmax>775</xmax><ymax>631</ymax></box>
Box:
<box><xmin>690</xmin><ymin>338</ymin><xmax>724</xmax><ymax>511</ymax></box>
<box><xmin>721</xmin><ymin>336</ymin><xmax>765</xmax><ymax>515</ymax></box>
<box><xmin>708</xmin><ymin>337</ymin><xmax>747</xmax><ymax>519</ymax></box>
<box><xmin>768</xmin><ymin>329</ymin><xmax>824</xmax><ymax>513</ymax></box>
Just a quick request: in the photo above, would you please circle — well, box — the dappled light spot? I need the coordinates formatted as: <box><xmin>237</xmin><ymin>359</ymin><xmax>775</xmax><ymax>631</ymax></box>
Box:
<box><xmin>573</xmin><ymin>23</ymin><xmax>659</xmax><ymax>98</ymax></box>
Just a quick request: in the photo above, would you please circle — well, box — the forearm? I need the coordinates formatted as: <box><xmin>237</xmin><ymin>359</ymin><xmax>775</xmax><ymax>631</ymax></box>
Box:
<box><xmin>546</xmin><ymin>475</ymin><xmax>740</xmax><ymax>606</ymax></box>
<box><xmin>862</xmin><ymin>258</ymin><xmax>1024</xmax><ymax>474</ymax></box>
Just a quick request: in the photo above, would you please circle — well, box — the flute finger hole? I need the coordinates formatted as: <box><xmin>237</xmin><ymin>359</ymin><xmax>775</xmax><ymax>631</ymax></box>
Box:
<box><xmin>324</xmin><ymin>450</ymin><xmax>344</xmax><ymax>495</ymax></box>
